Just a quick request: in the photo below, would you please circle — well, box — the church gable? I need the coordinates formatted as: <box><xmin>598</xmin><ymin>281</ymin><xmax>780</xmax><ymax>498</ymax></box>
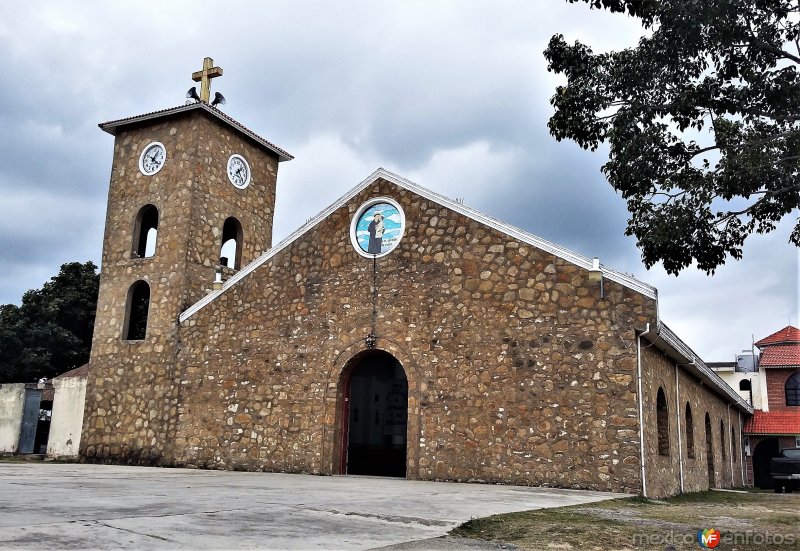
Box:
<box><xmin>173</xmin><ymin>171</ymin><xmax>657</xmax><ymax>486</ymax></box>
<box><xmin>180</xmin><ymin>168</ymin><xmax>656</xmax><ymax>323</ymax></box>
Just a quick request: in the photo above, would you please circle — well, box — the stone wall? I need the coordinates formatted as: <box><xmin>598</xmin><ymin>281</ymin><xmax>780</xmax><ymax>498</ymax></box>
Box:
<box><xmin>173</xmin><ymin>178</ymin><xmax>657</xmax><ymax>493</ymax></box>
<box><xmin>640</xmin><ymin>345</ymin><xmax>746</xmax><ymax>497</ymax></box>
<box><xmin>81</xmin><ymin>109</ymin><xmax>280</xmax><ymax>463</ymax></box>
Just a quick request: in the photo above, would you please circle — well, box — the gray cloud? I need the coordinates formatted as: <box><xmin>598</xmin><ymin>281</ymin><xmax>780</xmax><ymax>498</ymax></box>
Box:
<box><xmin>0</xmin><ymin>0</ymin><xmax>795</xmax><ymax>361</ymax></box>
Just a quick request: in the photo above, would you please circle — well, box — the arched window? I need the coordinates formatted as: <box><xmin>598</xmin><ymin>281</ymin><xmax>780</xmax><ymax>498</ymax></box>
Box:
<box><xmin>124</xmin><ymin>280</ymin><xmax>150</xmax><ymax>340</ymax></box>
<box><xmin>656</xmin><ymin>387</ymin><xmax>669</xmax><ymax>456</ymax></box>
<box><xmin>132</xmin><ymin>204</ymin><xmax>159</xmax><ymax>258</ymax></box>
<box><xmin>685</xmin><ymin>402</ymin><xmax>695</xmax><ymax>459</ymax></box>
<box><xmin>220</xmin><ymin>217</ymin><xmax>243</xmax><ymax>269</ymax></box>
<box><xmin>720</xmin><ymin>420</ymin><xmax>727</xmax><ymax>461</ymax></box>
<box><xmin>739</xmin><ymin>379</ymin><xmax>751</xmax><ymax>391</ymax></box>
<box><xmin>786</xmin><ymin>372</ymin><xmax>800</xmax><ymax>406</ymax></box>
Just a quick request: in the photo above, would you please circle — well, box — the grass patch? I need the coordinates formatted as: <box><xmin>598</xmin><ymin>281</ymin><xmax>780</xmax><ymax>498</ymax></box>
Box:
<box><xmin>452</xmin><ymin>490</ymin><xmax>800</xmax><ymax>550</ymax></box>
<box><xmin>0</xmin><ymin>455</ymin><xmax>40</xmax><ymax>463</ymax></box>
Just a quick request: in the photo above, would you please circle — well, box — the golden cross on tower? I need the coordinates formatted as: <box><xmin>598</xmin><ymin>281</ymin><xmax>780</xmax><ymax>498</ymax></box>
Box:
<box><xmin>192</xmin><ymin>57</ymin><xmax>223</xmax><ymax>103</ymax></box>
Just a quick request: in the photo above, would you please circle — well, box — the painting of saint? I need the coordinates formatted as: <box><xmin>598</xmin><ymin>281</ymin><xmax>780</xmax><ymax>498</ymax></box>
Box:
<box><xmin>367</xmin><ymin>212</ymin><xmax>384</xmax><ymax>253</ymax></box>
<box><xmin>354</xmin><ymin>201</ymin><xmax>405</xmax><ymax>256</ymax></box>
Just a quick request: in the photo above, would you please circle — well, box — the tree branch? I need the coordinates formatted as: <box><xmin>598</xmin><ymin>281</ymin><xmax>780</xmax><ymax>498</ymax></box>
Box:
<box><xmin>710</xmin><ymin>154</ymin><xmax>800</xmax><ymax>175</ymax></box>
<box><xmin>715</xmin><ymin>181</ymin><xmax>800</xmax><ymax>224</ymax></box>
<box><xmin>743</xmin><ymin>17</ymin><xmax>800</xmax><ymax>64</ymax></box>
<box><xmin>689</xmin><ymin>132</ymin><xmax>800</xmax><ymax>160</ymax></box>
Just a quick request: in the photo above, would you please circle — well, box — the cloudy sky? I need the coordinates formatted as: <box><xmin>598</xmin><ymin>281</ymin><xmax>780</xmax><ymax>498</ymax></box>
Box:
<box><xmin>0</xmin><ymin>1</ymin><xmax>796</xmax><ymax>360</ymax></box>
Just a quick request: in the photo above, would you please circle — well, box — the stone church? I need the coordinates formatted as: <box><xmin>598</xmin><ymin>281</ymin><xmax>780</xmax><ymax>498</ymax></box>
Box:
<box><xmin>81</xmin><ymin>60</ymin><xmax>752</xmax><ymax>498</ymax></box>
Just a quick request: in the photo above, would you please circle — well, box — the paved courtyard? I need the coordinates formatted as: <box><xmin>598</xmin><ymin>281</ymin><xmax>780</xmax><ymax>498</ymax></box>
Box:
<box><xmin>0</xmin><ymin>463</ymin><xmax>627</xmax><ymax>550</ymax></box>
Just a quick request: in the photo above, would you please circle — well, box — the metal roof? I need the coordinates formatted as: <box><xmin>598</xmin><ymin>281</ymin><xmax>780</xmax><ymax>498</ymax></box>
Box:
<box><xmin>641</xmin><ymin>322</ymin><xmax>754</xmax><ymax>413</ymax></box>
<box><xmin>99</xmin><ymin>102</ymin><xmax>293</xmax><ymax>162</ymax></box>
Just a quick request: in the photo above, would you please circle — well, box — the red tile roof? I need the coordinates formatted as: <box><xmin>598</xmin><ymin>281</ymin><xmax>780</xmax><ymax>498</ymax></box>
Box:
<box><xmin>759</xmin><ymin>344</ymin><xmax>800</xmax><ymax>368</ymax></box>
<box><xmin>745</xmin><ymin>410</ymin><xmax>800</xmax><ymax>435</ymax></box>
<box><xmin>756</xmin><ymin>326</ymin><xmax>800</xmax><ymax>347</ymax></box>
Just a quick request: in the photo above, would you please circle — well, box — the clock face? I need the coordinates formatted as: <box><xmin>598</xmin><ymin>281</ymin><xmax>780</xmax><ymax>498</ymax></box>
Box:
<box><xmin>227</xmin><ymin>154</ymin><xmax>251</xmax><ymax>189</ymax></box>
<box><xmin>139</xmin><ymin>142</ymin><xmax>166</xmax><ymax>176</ymax></box>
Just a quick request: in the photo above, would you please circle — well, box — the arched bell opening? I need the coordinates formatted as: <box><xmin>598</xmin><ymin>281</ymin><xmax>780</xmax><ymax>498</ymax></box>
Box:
<box><xmin>219</xmin><ymin>216</ymin><xmax>243</xmax><ymax>269</ymax></box>
<box><xmin>132</xmin><ymin>204</ymin><xmax>159</xmax><ymax>258</ymax></box>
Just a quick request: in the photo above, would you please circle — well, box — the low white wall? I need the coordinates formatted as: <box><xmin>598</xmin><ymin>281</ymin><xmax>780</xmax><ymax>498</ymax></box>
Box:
<box><xmin>0</xmin><ymin>384</ymin><xmax>26</xmax><ymax>453</ymax></box>
<box><xmin>46</xmin><ymin>376</ymin><xmax>87</xmax><ymax>458</ymax></box>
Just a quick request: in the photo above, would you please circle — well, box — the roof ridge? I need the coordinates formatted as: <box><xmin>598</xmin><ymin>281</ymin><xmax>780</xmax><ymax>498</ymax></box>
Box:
<box><xmin>99</xmin><ymin>103</ymin><xmax>293</xmax><ymax>162</ymax></box>
<box><xmin>755</xmin><ymin>325</ymin><xmax>800</xmax><ymax>347</ymax></box>
<box><xmin>179</xmin><ymin>168</ymin><xmax>657</xmax><ymax>322</ymax></box>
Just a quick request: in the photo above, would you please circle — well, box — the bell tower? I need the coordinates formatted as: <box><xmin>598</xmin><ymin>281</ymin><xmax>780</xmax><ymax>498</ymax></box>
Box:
<box><xmin>81</xmin><ymin>59</ymin><xmax>292</xmax><ymax>464</ymax></box>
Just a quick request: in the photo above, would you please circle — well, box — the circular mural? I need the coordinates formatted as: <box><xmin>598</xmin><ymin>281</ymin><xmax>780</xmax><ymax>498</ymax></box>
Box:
<box><xmin>350</xmin><ymin>198</ymin><xmax>406</xmax><ymax>258</ymax></box>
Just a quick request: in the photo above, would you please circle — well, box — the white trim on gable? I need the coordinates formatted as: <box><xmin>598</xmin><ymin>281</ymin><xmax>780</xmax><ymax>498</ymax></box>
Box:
<box><xmin>179</xmin><ymin>168</ymin><xmax>657</xmax><ymax>322</ymax></box>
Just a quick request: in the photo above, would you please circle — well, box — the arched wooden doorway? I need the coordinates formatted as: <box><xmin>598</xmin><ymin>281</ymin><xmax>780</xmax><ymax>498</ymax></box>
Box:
<box><xmin>752</xmin><ymin>438</ymin><xmax>780</xmax><ymax>489</ymax></box>
<box><xmin>339</xmin><ymin>349</ymin><xmax>408</xmax><ymax>477</ymax></box>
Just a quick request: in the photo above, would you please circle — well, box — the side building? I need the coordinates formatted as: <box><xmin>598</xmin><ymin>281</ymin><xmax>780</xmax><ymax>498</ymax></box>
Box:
<box><xmin>727</xmin><ymin>326</ymin><xmax>800</xmax><ymax>489</ymax></box>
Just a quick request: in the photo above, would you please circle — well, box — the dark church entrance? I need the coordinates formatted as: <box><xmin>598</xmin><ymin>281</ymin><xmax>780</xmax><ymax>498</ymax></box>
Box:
<box><xmin>752</xmin><ymin>438</ymin><xmax>780</xmax><ymax>489</ymax></box>
<box><xmin>342</xmin><ymin>350</ymin><xmax>408</xmax><ymax>477</ymax></box>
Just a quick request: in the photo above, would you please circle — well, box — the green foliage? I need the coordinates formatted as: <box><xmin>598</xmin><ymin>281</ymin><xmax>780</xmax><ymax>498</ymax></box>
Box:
<box><xmin>545</xmin><ymin>0</ymin><xmax>800</xmax><ymax>273</ymax></box>
<box><xmin>0</xmin><ymin>262</ymin><xmax>99</xmax><ymax>384</ymax></box>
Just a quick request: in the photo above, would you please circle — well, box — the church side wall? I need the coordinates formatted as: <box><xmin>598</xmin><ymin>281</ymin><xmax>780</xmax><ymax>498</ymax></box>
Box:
<box><xmin>640</xmin><ymin>345</ymin><xmax>746</xmax><ymax>498</ymax></box>
<box><xmin>174</xmin><ymin>179</ymin><xmax>657</xmax><ymax>493</ymax></box>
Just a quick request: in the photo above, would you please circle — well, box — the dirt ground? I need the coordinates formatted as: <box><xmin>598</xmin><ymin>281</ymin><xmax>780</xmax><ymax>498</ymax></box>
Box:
<box><xmin>452</xmin><ymin>489</ymin><xmax>800</xmax><ymax>550</ymax></box>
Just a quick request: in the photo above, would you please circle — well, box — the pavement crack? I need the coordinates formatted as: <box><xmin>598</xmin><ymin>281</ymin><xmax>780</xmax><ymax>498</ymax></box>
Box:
<box><xmin>88</xmin><ymin>520</ymin><xmax>175</xmax><ymax>542</ymax></box>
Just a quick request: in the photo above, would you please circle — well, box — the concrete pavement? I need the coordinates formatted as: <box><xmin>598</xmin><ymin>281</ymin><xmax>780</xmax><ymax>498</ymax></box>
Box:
<box><xmin>0</xmin><ymin>463</ymin><xmax>627</xmax><ymax>549</ymax></box>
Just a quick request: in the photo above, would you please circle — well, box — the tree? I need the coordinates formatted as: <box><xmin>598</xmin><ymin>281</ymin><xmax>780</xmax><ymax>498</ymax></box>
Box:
<box><xmin>545</xmin><ymin>0</ymin><xmax>800</xmax><ymax>273</ymax></box>
<box><xmin>0</xmin><ymin>262</ymin><xmax>99</xmax><ymax>384</ymax></box>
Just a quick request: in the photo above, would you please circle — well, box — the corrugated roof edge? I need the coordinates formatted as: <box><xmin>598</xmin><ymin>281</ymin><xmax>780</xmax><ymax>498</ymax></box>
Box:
<box><xmin>53</xmin><ymin>363</ymin><xmax>90</xmax><ymax>379</ymax></box>
<box><xmin>643</xmin><ymin>322</ymin><xmax>754</xmax><ymax>413</ymax></box>
<box><xmin>98</xmin><ymin>102</ymin><xmax>293</xmax><ymax>162</ymax></box>
<box><xmin>179</xmin><ymin>167</ymin><xmax>658</xmax><ymax>323</ymax></box>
